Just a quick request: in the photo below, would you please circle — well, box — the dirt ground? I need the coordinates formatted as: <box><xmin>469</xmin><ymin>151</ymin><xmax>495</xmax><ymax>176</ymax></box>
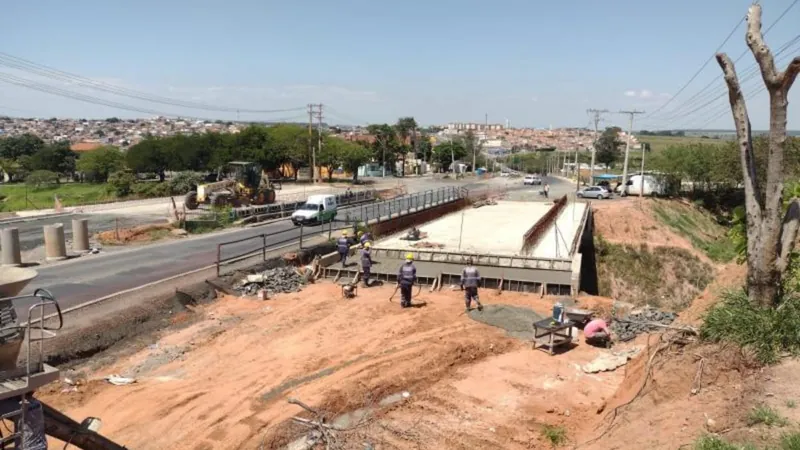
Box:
<box><xmin>39</xmin><ymin>283</ymin><xmax>633</xmax><ymax>450</ymax></box>
<box><xmin>95</xmin><ymin>223</ymin><xmax>176</xmax><ymax>245</ymax></box>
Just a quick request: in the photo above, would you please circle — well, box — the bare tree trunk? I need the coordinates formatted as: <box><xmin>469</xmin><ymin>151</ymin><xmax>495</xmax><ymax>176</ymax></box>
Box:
<box><xmin>716</xmin><ymin>3</ymin><xmax>800</xmax><ymax>307</ymax></box>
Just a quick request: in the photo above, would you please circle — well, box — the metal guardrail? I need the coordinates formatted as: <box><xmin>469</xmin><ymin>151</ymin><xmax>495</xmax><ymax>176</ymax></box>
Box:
<box><xmin>229</xmin><ymin>188</ymin><xmax>377</xmax><ymax>219</ymax></box>
<box><xmin>214</xmin><ymin>186</ymin><xmax>467</xmax><ymax>276</ymax></box>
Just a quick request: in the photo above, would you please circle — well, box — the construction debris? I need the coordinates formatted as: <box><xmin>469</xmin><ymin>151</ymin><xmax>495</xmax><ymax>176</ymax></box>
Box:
<box><xmin>410</xmin><ymin>241</ymin><xmax>445</xmax><ymax>249</ymax></box>
<box><xmin>234</xmin><ymin>267</ymin><xmax>306</xmax><ymax>296</ymax></box>
<box><xmin>612</xmin><ymin>307</ymin><xmax>678</xmax><ymax>341</ymax></box>
<box><xmin>472</xmin><ymin>199</ymin><xmax>498</xmax><ymax>208</ymax></box>
<box><xmin>399</xmin><ymin>227</ymin><xmax>426</xmax><ymax>241</ymax></box>
<box><xmin>582</xmin><ymin>348</ymin><xmax>641</xmax><ymax>373</ymax></box>
<box><xmin>105</xmin><ymin>375</ymin><xmax>136</xmax><ymax>386</ymax></box>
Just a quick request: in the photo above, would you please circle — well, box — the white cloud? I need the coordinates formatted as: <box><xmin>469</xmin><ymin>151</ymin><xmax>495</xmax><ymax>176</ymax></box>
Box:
<box><xmin>639</xmin><ymin>89</ymin><xmax>653</xmax><ymax>98</ymax></box>
<box><xmin>624</xmin><ymin>90</ymin><xmax>637</xmax><ymax>97</ymax></box>
<box><xmin>531</xmin><ymin>96</ymin><xmax>538</xmax><ymax>102</ymax></box>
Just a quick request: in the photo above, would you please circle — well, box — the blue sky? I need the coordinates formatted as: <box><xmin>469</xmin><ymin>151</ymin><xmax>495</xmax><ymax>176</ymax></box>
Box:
<box><xmin>1</xmin><ymin>0</ymin><xmax>799</xmax><ymax>130</ymax></box>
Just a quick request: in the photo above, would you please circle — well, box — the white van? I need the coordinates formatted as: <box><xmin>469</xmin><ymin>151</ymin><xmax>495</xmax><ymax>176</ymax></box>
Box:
<box><xmin>291</xmin><ymin>194</ymin><xmax>338</xmax><ymax>226</ymax></box>
<box><xmin>618</xmin><ymin>175</ymin><xmax>665</xmax><ymax>197</ymax></box>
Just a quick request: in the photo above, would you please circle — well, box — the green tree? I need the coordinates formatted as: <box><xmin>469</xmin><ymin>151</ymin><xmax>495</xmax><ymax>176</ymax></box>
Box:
<box><xmin>432</xmin><ymin>141</ymin><xmax>467</xmax><ymax>170</ymax></box>
<box><xmin>25</xmin><ymin>170</ymin><xmax>59</xmax><ymax>189</ymax></box>
<box><xmin>107</xmin><ymin>170</ymin><xmax>137</xmax><ymax>196</ymax></box>
<box><xmin>0</xmin><ymin>133</ymin><xmax>45</xmax><ymax>160</ymax></box>
<box><xmin>595</xmin><ymin>127</ymin><xmax>622</xmax><ymax>169</ymax></box>
<box><xmin>268</xmin><ymin>124</ymin><xmax>308</xmax><ymax>178</ymax></box>
<box><xmin>340</xmin><ymin>140</ymin><xmax>372</xmax><ymax>182</ymax></box>
<box><xmin>76</xmin><ymin>146</ymin><xmax>125</xmax><ymax>182</ymax></box>
<box><xmin>126</xmin><ymin>137</ymin><xmax>169</xmax><ymax>181</ymax></box>
<box><xmin>366</xmin><ymin>124</ymin><xmax>399</xmax><ymax>175</ymax></box>
<box><xmin>462</xmin><ymin>130</ymin><xmax>479</xmax><ymax>171</ymax></box>
<box><xmin>395</xmin><ymin>117</ymin><xmax>417</xmax><ymax>177</ymax></box>
<box><xmin>28</xmin><ymin>140</ymin><xmax>76</xmax><ymax>180</ymax></box>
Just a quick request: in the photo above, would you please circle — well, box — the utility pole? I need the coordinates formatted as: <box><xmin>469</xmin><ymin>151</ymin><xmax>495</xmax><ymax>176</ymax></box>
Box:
<box><xmin>618</xmin><ymin>110</ymin><xmax>645</xmax><ymax>195</ymax></box>
<box><xmin>307</xmin><ymin>103</ymin><xmax>323</xmax><ymax>183</ymax></box>
<box><xmin>586</xmin><ymin>108</ymin><xmax>608</xmax><ymax>185</ymax></box>
<box><xmin>574</xmin><ymin>148</ymin><xmax>579</xmax><ymax>191</ymax></box>
<box><xmin>307</xmin><ymin>104</ymin><xmax>314</xmax><ymax>182</ymax></box>
<box><xmin>639</xmin><ymin>143</ymin><xmax>646</xmax><ymax>198</ymax></box>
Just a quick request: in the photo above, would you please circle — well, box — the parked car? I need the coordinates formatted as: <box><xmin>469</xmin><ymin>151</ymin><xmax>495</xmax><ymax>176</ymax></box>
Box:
<box><xmin>577</xmin><ymin>186</ymin><xmax>610</xmax><ymax>199</ymax></box>
<box><xmin>523</xmin><ymin>175</ymin><xmax>542</xmax><ymax>185</ymax></box>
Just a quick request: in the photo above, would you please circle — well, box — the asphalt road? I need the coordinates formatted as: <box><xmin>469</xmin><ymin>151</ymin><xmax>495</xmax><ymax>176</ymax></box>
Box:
<box><xmin>12</xmin><ymin>187</ymin><xmax>462</xmax><ymax>314</ymax></box>
<box><xmin>8</xmin><ymin>176</ymin><xmax>573</xmax><ymax>317</ymax></box>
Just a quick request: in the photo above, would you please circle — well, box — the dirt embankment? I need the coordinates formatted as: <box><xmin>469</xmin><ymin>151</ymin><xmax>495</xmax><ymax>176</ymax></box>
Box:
<box><xmin>39</xmin><ymin>284</ymin><xmax>626</xmax><ymax>450</ymax></box>
<box><xmin>591</xmin><ymin>198</ymin><xmax>736</xmax><ymax>311</ymax></box>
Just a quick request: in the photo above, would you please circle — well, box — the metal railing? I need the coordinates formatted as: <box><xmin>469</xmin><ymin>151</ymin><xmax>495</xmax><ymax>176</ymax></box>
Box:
<box><xmin>229</xmin><ymin>188</ymin><xmax>377</xmax><ymax>220</ymax></box>
<box><xmin>215</xmin><ymin>186</ymin><xmax>467</xmax><ymax>276</ymax></box>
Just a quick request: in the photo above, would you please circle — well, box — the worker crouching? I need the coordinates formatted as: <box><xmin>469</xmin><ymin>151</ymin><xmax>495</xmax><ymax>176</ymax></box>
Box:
<box><xmin>461</xmin><ymin>257</ymin><xmax>483</xmax><ymax>313</ymax></box>
<box><xmin>397</xmin><ymin>253</ymin><xmax>416</xmax><ymax>308</ymax></box>
<box><xmin>584</xmin><ymin>317</ymin><xmax>613</xmax><ymax>348</ymax></box>
<box><xmin>361</xmin><ymin>242</ymin><xmax>373</xmax><ymax>287</ymax></box>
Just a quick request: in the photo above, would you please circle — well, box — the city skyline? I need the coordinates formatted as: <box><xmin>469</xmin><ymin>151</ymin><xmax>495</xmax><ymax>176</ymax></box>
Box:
<box><xmin>1</xmin><ymin>0</ymin><xmax>799</xmax><ymax>130</ymax></box>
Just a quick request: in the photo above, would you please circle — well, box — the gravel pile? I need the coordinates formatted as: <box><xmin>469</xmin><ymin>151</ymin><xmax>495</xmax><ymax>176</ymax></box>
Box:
<box><xmin>235</xmin><ymin>267</ymin><xmax>306</xmax><ymax>296</ymax></box>
<box><xmin>612</xmin><ymin>307</ymin><xmax>678</xmax><ymax>341</ymax></box>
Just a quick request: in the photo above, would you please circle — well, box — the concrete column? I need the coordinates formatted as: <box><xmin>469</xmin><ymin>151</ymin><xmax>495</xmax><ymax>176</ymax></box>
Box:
<box><xmin>72</xmin><ymin>218</ymin><xmax>90</xmax><ymax>253</ymax></box>
<box><xmin>0</xmin><ymin>228</ymin><xmax>22</xmax><ymax>267</ymax></box>
<box><xmin>44</xmin><ymin>223</ymin><xmax>67</xmax><ymax>262</ymax></box>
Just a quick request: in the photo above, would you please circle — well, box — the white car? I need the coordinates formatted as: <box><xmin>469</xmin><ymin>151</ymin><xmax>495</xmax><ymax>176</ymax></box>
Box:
<box><xmin>523</xmin><ymin>175</ymin><xmax>542</xmax><ymax>185</ymax></box>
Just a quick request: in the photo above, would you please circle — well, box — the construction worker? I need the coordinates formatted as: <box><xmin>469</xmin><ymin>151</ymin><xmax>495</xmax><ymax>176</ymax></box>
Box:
<box><xmin>360</xmin><ymin>242</ymin><xmax>373</xmax><ymax>286</ymax></box>
<box><xmin>337</xmin><ymin>231</ymin><xmax>350</xmax><ymax>267</ymax></box>
<box><xmin>397</xmin><ymin>253</ymin><xmax>417</xmax><ymax>308</ymax></box>
<box><xmin>359</xmin><ymin>230</ymin><xmax>372</xmax><ymax>247</ymax></box>
<box><xmin>461</xmin><ymin>257</ymin><xmax>483</xmax><ymax>313</ymax></box>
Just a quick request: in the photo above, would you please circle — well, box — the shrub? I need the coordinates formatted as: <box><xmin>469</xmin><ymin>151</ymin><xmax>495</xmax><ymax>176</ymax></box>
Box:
<box><xmin>168</xmin><ymin>171</ymin><xmax>203</xmax><ymax>195</ymax></box>
<box><xmin>132</xmin><ymin>181</ymin><xmax>171</xmax><ymax>198</ymax></box>
<box><xmin>107</xmin><ymin>171</ymin><xmax>137</xmax><ymax>197</ymax></box>
<box><xmin>746</xmin><ymin>405</ymin><xmax>788</xmax><ymax>427</ymax></box>
<box><xmin>25</xmin><ymin>170</ymin><xmax>59</xmax><ymax>189</ymax></box>
<box><xmin>781</xmin><ymin>433</ymin><xmax>800</xmax><ymax>450</ymax></box>
<box><xmin>692</xmin><ymin>435</ymin><xmax>756</xmax><ymax>450</ymax></box>
<box><xmin>702</xmin><ymin>289</ymin><xmax>800</xmax><ymax>364</ymax></box>
<box><xmin>540</xmin><ymin>425</ymin><xmax>567</xmax><ymax>448</ymax></box>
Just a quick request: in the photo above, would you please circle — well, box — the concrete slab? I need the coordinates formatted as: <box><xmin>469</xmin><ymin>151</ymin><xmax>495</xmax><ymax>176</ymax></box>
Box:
<box><xmin>531</xmin><ymin>202</ymin><xmax>588</xmax><ymax>259</ymax></box>
<box><xmin>376</xmin><ymin>201</ymin><xmax>553</xmax><ymax>257</ymax></box>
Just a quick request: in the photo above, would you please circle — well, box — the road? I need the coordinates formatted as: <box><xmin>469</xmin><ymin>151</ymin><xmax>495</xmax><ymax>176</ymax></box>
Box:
<box><xmin>9</xmin><ymin>176</ymin><xmax>574</xmax><ymax>317</ymax></box>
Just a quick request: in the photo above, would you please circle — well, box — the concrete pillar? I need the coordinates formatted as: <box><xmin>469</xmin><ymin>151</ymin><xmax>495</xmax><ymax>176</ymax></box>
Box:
<box><xmin>0</xmin><ymin>228</ymin><xmax>22</xmax><ymax>267</ymax></box>
<box><xmin>44</xmin><ymin>223</ymin><xmax>67</xmax><ymax>262</ymax></box>
<box><xmin>72</xmin><ymin>218</ymin><xmax>90</xmax><ymax>253</ymax></box>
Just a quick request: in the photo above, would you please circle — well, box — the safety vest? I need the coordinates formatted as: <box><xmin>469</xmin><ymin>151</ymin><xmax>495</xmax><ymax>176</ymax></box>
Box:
<box><xmin>461</xmin><ymin>266</ymin><xmax>480</xmax><ymax>288</ymax></box>
<box><xmin>360</xmin><ymin>249</ymin><xmax>372</xmax><ymax>267</ymax></box>
<box><xmin>399</xmin><ymin>263</ymin><xmax>416</xmax><ymax>285</ymax></box>
<box><xmin>337</xmin><ymin>237</ymin><xmax>349</xmax><ymax>253</ymax></box>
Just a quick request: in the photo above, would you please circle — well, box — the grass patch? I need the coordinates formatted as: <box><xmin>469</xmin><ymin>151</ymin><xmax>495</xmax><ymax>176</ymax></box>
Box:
<box><xmin>651</xmin><ymin>201</ymin><xmax>737</xmax><ymax>262</ymax></box>
<box><xmin>0</xmin><ymin>182</ymin><xmax>115</xmax><ymax>211</ymax></box>
<box><xmin>747</xmin><ymin>405</ymin><xmax>789</xmax><ymax>427</ymax></box>
<box><xmin>693</xmin><ymin>435</ymin><xmax>756</xmax><ymax>450</ymax></box>
<box><xmin>787</xmin><ymin>400</ymin><xmax>797</xmax><ymax>409</ymax></box>
<box><xmin>184</xmin><ymin>207</ymin><xmax>235</xmax><ymax>234</ymax></box>
<box><xmin>781</xmin><ymin>433</ymin><xmax>800</xmax><ymax>450</ymax></box>
<box><xmin>702</xmin><ymin>289</ymin><xmax>800</xmax><ymax>364</ymax></box>
<box><xmin>540</xmin><ymin>424</ymin><xmax>567</xmax><ymax>448</ymax></box>
<box><xmin>595</xmin><ymin>236</ymin><xmax>714</xmax><ymax>309</ymax></box>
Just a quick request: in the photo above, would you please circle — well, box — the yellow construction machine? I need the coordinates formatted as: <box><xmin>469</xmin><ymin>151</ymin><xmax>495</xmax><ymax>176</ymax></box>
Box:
<box><xmin>184</xmin><ymin>161</ymin><xmax>281</xmax><ymax>210</ymax></box>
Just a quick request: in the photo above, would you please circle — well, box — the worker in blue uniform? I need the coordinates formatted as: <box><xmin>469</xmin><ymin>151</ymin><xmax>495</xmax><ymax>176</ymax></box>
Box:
<box><xmin>360</xmin><ymin>242</ymin><xmax>373</xmax><ymax>287</ymax></box>
<box><xmin>397</xmin><ymin>253</ymin><xmax>417</xmax><ymax>308</ymax></box>
<box><xmin>337</xmin><ymin>230</ymin><xmax>351</xmax><ymax>267</ymax></box>
<box><xmin>461</xmin><ymin>257</ymin><xmax>484</xmax><ymax>313</ymax></box>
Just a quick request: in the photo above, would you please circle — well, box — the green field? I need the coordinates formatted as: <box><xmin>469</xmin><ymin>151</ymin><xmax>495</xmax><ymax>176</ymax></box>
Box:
<box><xmin>0</xmin><ymin>183</ymin><xmax>117</xmax><ymax>212</ymax></box>
<box><xmin>639</xmin><ymin>135</ymin><xmax>729</xmax><ymax>152</ymax></box>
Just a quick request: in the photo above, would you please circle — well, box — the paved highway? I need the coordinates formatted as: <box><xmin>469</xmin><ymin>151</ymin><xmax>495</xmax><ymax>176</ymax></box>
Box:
<box><xmin>11</xmin><ymin>177</ymin><xmax>573</xmax><ymax>315</ymax></box>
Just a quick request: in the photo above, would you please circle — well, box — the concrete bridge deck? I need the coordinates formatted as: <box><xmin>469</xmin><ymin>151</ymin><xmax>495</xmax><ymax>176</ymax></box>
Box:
<box><xmin>323</xmin><ymin>199</ymin><xmax>594</xmax><ymax>295</ymax></box>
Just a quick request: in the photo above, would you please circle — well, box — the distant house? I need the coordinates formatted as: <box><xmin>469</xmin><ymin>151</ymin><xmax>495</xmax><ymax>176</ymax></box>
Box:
<box><xmin>70</xmin><ymin>142</ymin><xmax>104</xmax><ymax>153</ymax></box>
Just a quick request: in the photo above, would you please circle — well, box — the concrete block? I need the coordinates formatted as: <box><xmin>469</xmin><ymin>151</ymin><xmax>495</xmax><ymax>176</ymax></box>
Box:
<box><xmin>0</xmin><ymin>228</ymin><xmax>22</xmax><ymax>266</ymax></box>
<box><xmin>44</xmin><ymin>223</ymin><xmax>67</xmax><ymax>261</ymax></box>
<box><xmin>72</xmin><ymin>218</ymin><xmax>90</xmax><ymax>253</ymax></box>
<box><xmin>432</xmin><ymin>253</ymin><xmax>448</xmax><ymax>262</ymax></box>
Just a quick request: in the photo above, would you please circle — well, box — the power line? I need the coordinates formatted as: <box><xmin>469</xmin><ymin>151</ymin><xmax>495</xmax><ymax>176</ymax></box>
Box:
<box><xmin>645</xmin><ymin>0</ymin><xmax>800</xmax><ymax>127</ymax></box>
<box><xmin>0</xmin><ymin>52</ymin><xmax>305</xmax><ymax>114</ymax></box>
<box><xmin>644</xmin><ymin>14</ymin><xmax>746</xmax><ymax>119</ymax></box>
<box><xmin>0</xmin><ymin>71</ymin><xmax>307</xmax><ymax>123</ymax></box>
<box><xmin>618</xmin><ymin>110</ymin><xmax>645</xmax><ymax>191</ymax></box>
<box><xmin>645</xmin><ymin>33</ymin><xmax>800</xmax><ymax>127</ymax></box>
<box><xmin>586</xmin><ymin>108</ymin><xmax>608</xmax><ymax>183</ymax></box>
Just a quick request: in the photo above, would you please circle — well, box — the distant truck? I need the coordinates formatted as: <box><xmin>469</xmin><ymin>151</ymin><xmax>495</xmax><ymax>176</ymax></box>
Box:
<box><xmin>616</xmin><ymin>175</ymin><xmax>665</xmax><ymax>197</ymax></box>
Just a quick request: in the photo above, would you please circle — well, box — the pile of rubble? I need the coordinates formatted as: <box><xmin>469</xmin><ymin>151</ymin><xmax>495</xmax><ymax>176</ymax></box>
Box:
<box><xmin>612</xmin><ymin>307</ymin><xmax>678</xmax><ymax>342</ymax></box>
<box><xmin>411</xmin><ymin>241</ymin><xmax>445</xmax><ymax>249</ymax></box>
<box><xmin>234</xmin><ymin>267</ymin><xmax>307</xmax><ymax>297</ymax></box>
<box><xmin>472</xmin><ymin>199</ymin><xmax>498</xmax><ymax>208</ymax></box>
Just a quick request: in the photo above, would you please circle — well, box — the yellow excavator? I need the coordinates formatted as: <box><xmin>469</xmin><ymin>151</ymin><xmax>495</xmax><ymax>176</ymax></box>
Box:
<box><xmin>183</xmin><ymin>161</ymin><xmax>281</xmax><ymax>210</ymax></box>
